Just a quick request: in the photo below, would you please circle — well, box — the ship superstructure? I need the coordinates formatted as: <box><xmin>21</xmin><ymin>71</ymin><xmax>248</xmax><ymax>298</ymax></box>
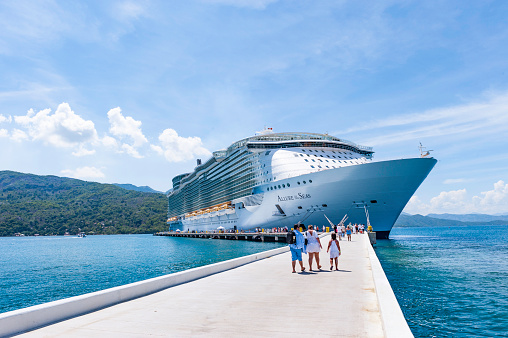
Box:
<box><xmin>167</xmin><ymin>130</ymin><xmax>436</xmax><ymax>238</ymax></box>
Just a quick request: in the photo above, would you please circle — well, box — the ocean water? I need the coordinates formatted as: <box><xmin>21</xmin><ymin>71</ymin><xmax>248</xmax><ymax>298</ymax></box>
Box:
<box><xmin>375</xmin><ymin>225</ymin><xmax>508</xmax><ymax>338</ymax></box>
<box><xmin>0</xmin><ymin>234</ymin><xmax>284</xmax><ymax>314</ymax></box>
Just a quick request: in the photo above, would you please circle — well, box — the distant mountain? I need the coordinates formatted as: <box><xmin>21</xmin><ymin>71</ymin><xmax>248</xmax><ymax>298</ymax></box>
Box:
<box><xmin>0</xmin><ymin>170</ymin><xmax>168</xmax><ymax>237</ymax></box>
<box><xmin>427</xmin><ymin>213</ymin><xmax>508</xmax><ymax>223</ymax></box>
<box><xmin>113</xmin><ymin>183</ymin><xmax>163</xmax><ymax>194</ymax></box>
<box><xmin>395</xmin><ymin>213</ymin><xmax>508</xmax><ymax>228</ymax></box>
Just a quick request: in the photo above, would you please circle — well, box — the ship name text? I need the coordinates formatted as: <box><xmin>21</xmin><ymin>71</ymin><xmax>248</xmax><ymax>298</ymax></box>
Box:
<box><xmin>277</xmin><ymin>193</ymin><xmax>311</xmax><ymax>202</ymax></box>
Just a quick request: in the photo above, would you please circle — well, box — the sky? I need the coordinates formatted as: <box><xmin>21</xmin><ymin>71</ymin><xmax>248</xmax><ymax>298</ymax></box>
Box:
<box><xmin>1</xmin><ymin>0</ymin><xmax>508</xmax><ymax>215</ymax></box>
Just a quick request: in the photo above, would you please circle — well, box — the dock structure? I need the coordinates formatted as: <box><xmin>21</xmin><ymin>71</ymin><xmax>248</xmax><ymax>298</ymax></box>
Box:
<box><xmin>155</xmin><ymin>231</ymin><xmax>288</xmax><ymax>242</ymax></box>
<box><xmin>3</xmin><ymin>234</ymin><xmax>412</xmax><ymax>337</ymax></box>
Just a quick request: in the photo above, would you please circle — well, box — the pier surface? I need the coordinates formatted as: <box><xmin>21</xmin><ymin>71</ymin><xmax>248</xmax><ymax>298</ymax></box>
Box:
<box><xmin>15</xmin><ymin>234</ymin><xmax>407</xmax><ymax>337</ymax></box>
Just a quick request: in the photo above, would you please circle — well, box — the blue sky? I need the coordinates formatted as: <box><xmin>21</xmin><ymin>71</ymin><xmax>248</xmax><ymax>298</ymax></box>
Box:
<box><xmin>1</xmin><ymin>0</ymin><xmax>508</xmax><ymax>215</ymax></box>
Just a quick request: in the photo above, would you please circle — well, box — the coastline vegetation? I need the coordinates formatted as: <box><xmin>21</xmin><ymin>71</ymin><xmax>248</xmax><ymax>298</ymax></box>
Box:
<box><xmin>0</xmin><ymin>171</ymin><xmax>167</xmax><ymax>237</ymax></box>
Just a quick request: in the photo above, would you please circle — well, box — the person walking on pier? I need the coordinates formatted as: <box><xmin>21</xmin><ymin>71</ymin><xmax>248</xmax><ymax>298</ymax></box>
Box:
<box><xmin>289</xmin><ymin>224</ymin><xmax>306</xmax><ymax>273</ymax></box>
<box><xmin>305</xmin><ymin>225</ymin><xmax>322</xmax><ymax>271</ymax></box>
<box><xmin>346</xmin><ymin>225</ymin><xmax>352</xmax><ymax>241</ymax></box>
<box><xmin>327</xmin><ymin>233</ymin><xmax>341</xmax><ymax>270</ymax></box>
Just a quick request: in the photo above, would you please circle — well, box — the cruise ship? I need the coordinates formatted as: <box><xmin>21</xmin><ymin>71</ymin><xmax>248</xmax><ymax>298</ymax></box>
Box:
<box><xmin>167</xmin><ymin>129</ymin><xmax>436</xmax><ymax>239</ymax></box>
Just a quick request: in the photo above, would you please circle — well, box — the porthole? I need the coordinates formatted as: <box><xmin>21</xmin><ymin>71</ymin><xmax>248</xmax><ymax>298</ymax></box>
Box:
<box><xmin>297</xmin><ymin>182</ymin><xmax>301</xmax><ymax>185</ymax></box>
<box><xmin>267</xmin><ymin>188</ymin><xmax>269</xmax><ymax>191</ymax></box>
<box><xmin>282</xmin><ymin>184</ymin><xmax>286</xmax><ymax>188</ymax></box>
<box><xmin>298</xmin><ymin>206</ymin><xmax>303</xmax><ymax>209</ymax></box>
<box><xmin>309</xmin><ymin>180</ymin><xmax>313</xmax><ymax>183</ymax></box>
<box><xmin>322</xmin><ymin>204</ymin><xmax>327</xmax><ymax>207</ymax></box>
<box><xmin>278</xmin><ymin>185</ymin><xmax>281</xmax><ymax>189</ymax></box>
<box><xmin>287</xmin><ymin>183</ymin><xmax>290</xmax><ymax>187</ymax></box>
<box><xmin>303</xmin><ymin>181</ymin><xmax>307</xmax><ymax>184</ymax></box>
<box><xmin>274</xmin><ymin>186</ymin><xmax>277</xmax><ymax>189</ymax></box>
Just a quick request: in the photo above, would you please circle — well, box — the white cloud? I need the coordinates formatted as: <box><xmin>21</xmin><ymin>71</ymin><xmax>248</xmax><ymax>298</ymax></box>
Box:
<box><xmin>338</xmin><ymin>91</ymin><xmax>508</xmax><ymax>147</ymax></box>
<box><xmin>121</xmin><ymin>143</ymin><xmax>143</xmax><ymax>159</ymax></box>
<box><xmin>107</xmin><ymin>107</ymin><xmax>147</xmax><ymax>147</ymax></box>
<box><xmin>404</xmin><ymin>180</ymin><xmax>508</xmax><ymax>215</ymax></box>
<box><xmin>202</xmin><ymin>0</ymin><xmax>278</xmax><ymax>10</ymax></box>
<box><xmin>10</xmin><ymin>129</ymin><xmax>28</xmax><ymax>142</ymax></box>
<box><xmin>61</xmin><ymin>166</ymin><xmax>105</xmax><ymax>180</ymax></box>
<box><xmin>475</xmin><ymin>180</ymin><xmax>508</xmax><ymax>209</ymax></box>
<box><xmin>152</xmin><ymin>128</ymin><xmax>211</xmax><ymax>162</ymax></box>
<box><xmin>115</xmin><ymin>1</ymin><xmax>147</xmax><ymax>21</ymax></box>
<box><xmin>14</xmin><ymin>102</ymin><xmax>98</xmax><ymax>149</ymax></box>
<box><xmin>443</xmin><ymin>178</ymin><xmax>467</xmax><ymax>184</ymax></box>
<box><xmin>72</xmin><ymin>146</ymin><xmax>96</xmax><ymax>157</ymax></box>
<box><xmin>101</xmin><ymin>135</ymin><xmax>119</xmax><ymax>149</ymax></box>
<box><xmin>0</xmin><ymin>114</ymin><xmax>12</xmax><ymax>123</ymax></box>
<box><xmin>0</xmin><ymin>129</ymin><xmax>8</xmax><ymax>137</ymax></box>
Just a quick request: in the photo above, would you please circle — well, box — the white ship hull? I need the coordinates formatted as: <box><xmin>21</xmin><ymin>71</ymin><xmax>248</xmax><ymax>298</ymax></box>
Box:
<box><xmin>171</xmin><ymin>157</ymin><xmax>436</xmax><ymax>238</ymax></box>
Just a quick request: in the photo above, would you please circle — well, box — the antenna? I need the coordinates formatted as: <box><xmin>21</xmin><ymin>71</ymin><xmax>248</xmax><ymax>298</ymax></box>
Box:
<box><xmin>419</xmin><ymin>142</ymin><xmax>433</xmax><ymax>158</ymax></box>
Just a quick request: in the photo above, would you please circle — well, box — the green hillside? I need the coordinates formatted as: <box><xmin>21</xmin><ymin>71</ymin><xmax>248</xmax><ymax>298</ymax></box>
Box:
<box><xmin>0</xmin><ymin>171</ymin><xmax>168</xmax><ymax>237</ymax></box>
<box><xmin>395</xmin><ymin>213</ymin><xmax>508</xmax><ymax>228</ymax></box>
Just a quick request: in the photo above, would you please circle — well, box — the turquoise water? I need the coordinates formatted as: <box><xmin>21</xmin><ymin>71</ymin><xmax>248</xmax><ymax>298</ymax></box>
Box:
<box><xmin>0</xmin><ymin>235</ymin><xmax>284</xmax><ymax>314</ymax></box>
<box><xmin>375</xmin><ymin>225</ymin><xmax>508</xmax><ymax>337</ymax></box>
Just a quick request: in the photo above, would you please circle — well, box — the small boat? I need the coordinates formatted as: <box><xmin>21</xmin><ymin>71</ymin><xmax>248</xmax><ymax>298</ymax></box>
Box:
<box><xmin>77</xmin><ymin>233</ymin><xmax>86</xmax><ymax>238</ymax></box>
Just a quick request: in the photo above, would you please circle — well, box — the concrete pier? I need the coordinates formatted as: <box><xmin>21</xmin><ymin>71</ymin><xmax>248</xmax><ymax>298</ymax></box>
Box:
<box><xmin>2</xmin><ymin>233</ymin><xmax>412</xmax><ymax>337</ymax></box>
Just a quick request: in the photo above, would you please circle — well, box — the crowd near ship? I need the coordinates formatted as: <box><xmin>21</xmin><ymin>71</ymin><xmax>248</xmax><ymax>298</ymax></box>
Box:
<box><xmin>167</xmin><ymin>129</ymin><xmax>436</xmax><ymax>238</ymax></box>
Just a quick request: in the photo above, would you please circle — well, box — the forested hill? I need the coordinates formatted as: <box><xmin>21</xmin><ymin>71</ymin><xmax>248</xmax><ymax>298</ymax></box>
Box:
<box><xmin>0</xmin><ymin>171</ymin><xmax>168</xmax><ymax>237</ymax></box>
<box><xmin>395</xmin><ymin>213</ymin><xmax>508</xmax><ymax>228</ymax></box>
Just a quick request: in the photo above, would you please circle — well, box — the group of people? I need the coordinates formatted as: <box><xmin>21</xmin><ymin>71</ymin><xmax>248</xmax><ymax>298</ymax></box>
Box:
<box><xmin>289</xmin><ymin>224</ymin><xmax>342</xmax><ymax>273</ymax></box>
<box><xmin>332</xmin><ymin>223</ymin><xmax>366</xmax><ymax>241</ymax></box>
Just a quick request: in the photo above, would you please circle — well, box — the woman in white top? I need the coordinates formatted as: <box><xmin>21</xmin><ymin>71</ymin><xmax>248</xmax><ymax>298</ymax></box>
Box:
<box><xmin>305</xmin><ymin>225</ymin><xmax>322</xmax><ymax>271</ymax></box>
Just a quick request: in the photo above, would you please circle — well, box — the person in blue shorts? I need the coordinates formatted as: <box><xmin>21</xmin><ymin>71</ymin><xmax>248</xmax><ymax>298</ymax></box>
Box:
<box><xmin>289</xmin><ymin>224</ymin><xmax>306</xmax><ymax>273</ymax></box>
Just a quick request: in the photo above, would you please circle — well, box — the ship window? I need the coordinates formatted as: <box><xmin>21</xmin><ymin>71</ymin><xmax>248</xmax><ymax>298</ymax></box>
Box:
<box><xmin>309</xmin><ymin>180</ymin><xmax>312</xmax><ymax>183</ymax></box>
<box><xmin>318</xmin><ymin>159</ymin><xmax>322</xmax><ymax>162</ymax></box>
<box><xmin>303</xmin><ymin>180</ymin><xmax>307</xmax><ymax>184</ymax></box>
<box><xmin>298</xmin><ymin>206</ymin><xmax>303</xmax><ymax>209</ymax></box>
<box><xmin>297</xmin><ymin>182</ymin><xmax>300</xmax><ymax>185</ymax></box>
<box><xmin>322</xmin><ymin>150</ymin><xmax>325</xmax><ymax>153</ymax></box>
<box><xmin>318</xmin><ymin>165</ymin><xmax>322</xmax><ymax>168</ymax></box>
<box><xmin>294</xmin><ymin>154</ymin><xmax>299</xmax><ymax>157</ymax></box>
<box><xmin>310</xmin><ymin>165</ymin><xmax>315</xmax><ymax>168</ymax></box>
<box><xmin>314</xmin><ymin>155</ymin><xmax>317</xmax><ymax>157</ymax></box>
<box><xmin>371</xmin><ymin>200</ymin><xmax>378</xmax><ymax>204</ymax></box>
<box><xmin>278</xmin><ymin>185</ymin><xmax>281</xmax><ymax>189</ymax></box>
<box><xmin>332</xmin><ymin>151</ymin><xmax>336</xmax><ymax>153</ymax></box>
<box><xmin>322</xmin><ymin>204</ymin><xmax>327</xmax><ymax>207</ymax></box>
<box><xmin>274</xmin><ymin>186</ymin><xmax>277</xmax><ymax>189</ymax></box>
<box><xmin>305</xmin><ymin>159</ymin><xmax>309</xmax><ymax>162</ymax></box>
<box><xmin>326</xmin><ymin>166</ymin><xmax>329</xmax><ymax>168</ymax></box>
<box><xmin>307</xmin><ymin>154</ymin><xmax>310</xmax><ymax>157</ymax></box>
<box><xmin>308</xmin><ymin>149</ymin><xmax>312</xmax><ymax>152</ymax></box>
<box><xmin>265</xmin><ymin>151</ymin><xmax>270</xmax><ymax>155</ymax></box>
<box><xmin>302</xmin><ymin>149</ymin><xmax>306</xmax><ymax>152</ymax></box>
<box><xmin>267</xmin><ymin>188</ymin><xmax>269</xmax><ymax>191</ymax></box>
<box><xmin>287</xmin><ymin>183</ymin><xmax>290</xmax><ymax>187</ymax></box>
<box><xmin>282</xmin><ymin>184</ymin><xmax>285</xmax><ymax>188</ymax></box>
<box><xmin>300</xmin><ymin>154</ymin><xmax>304</xmax><ymax>157</ymax></box>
